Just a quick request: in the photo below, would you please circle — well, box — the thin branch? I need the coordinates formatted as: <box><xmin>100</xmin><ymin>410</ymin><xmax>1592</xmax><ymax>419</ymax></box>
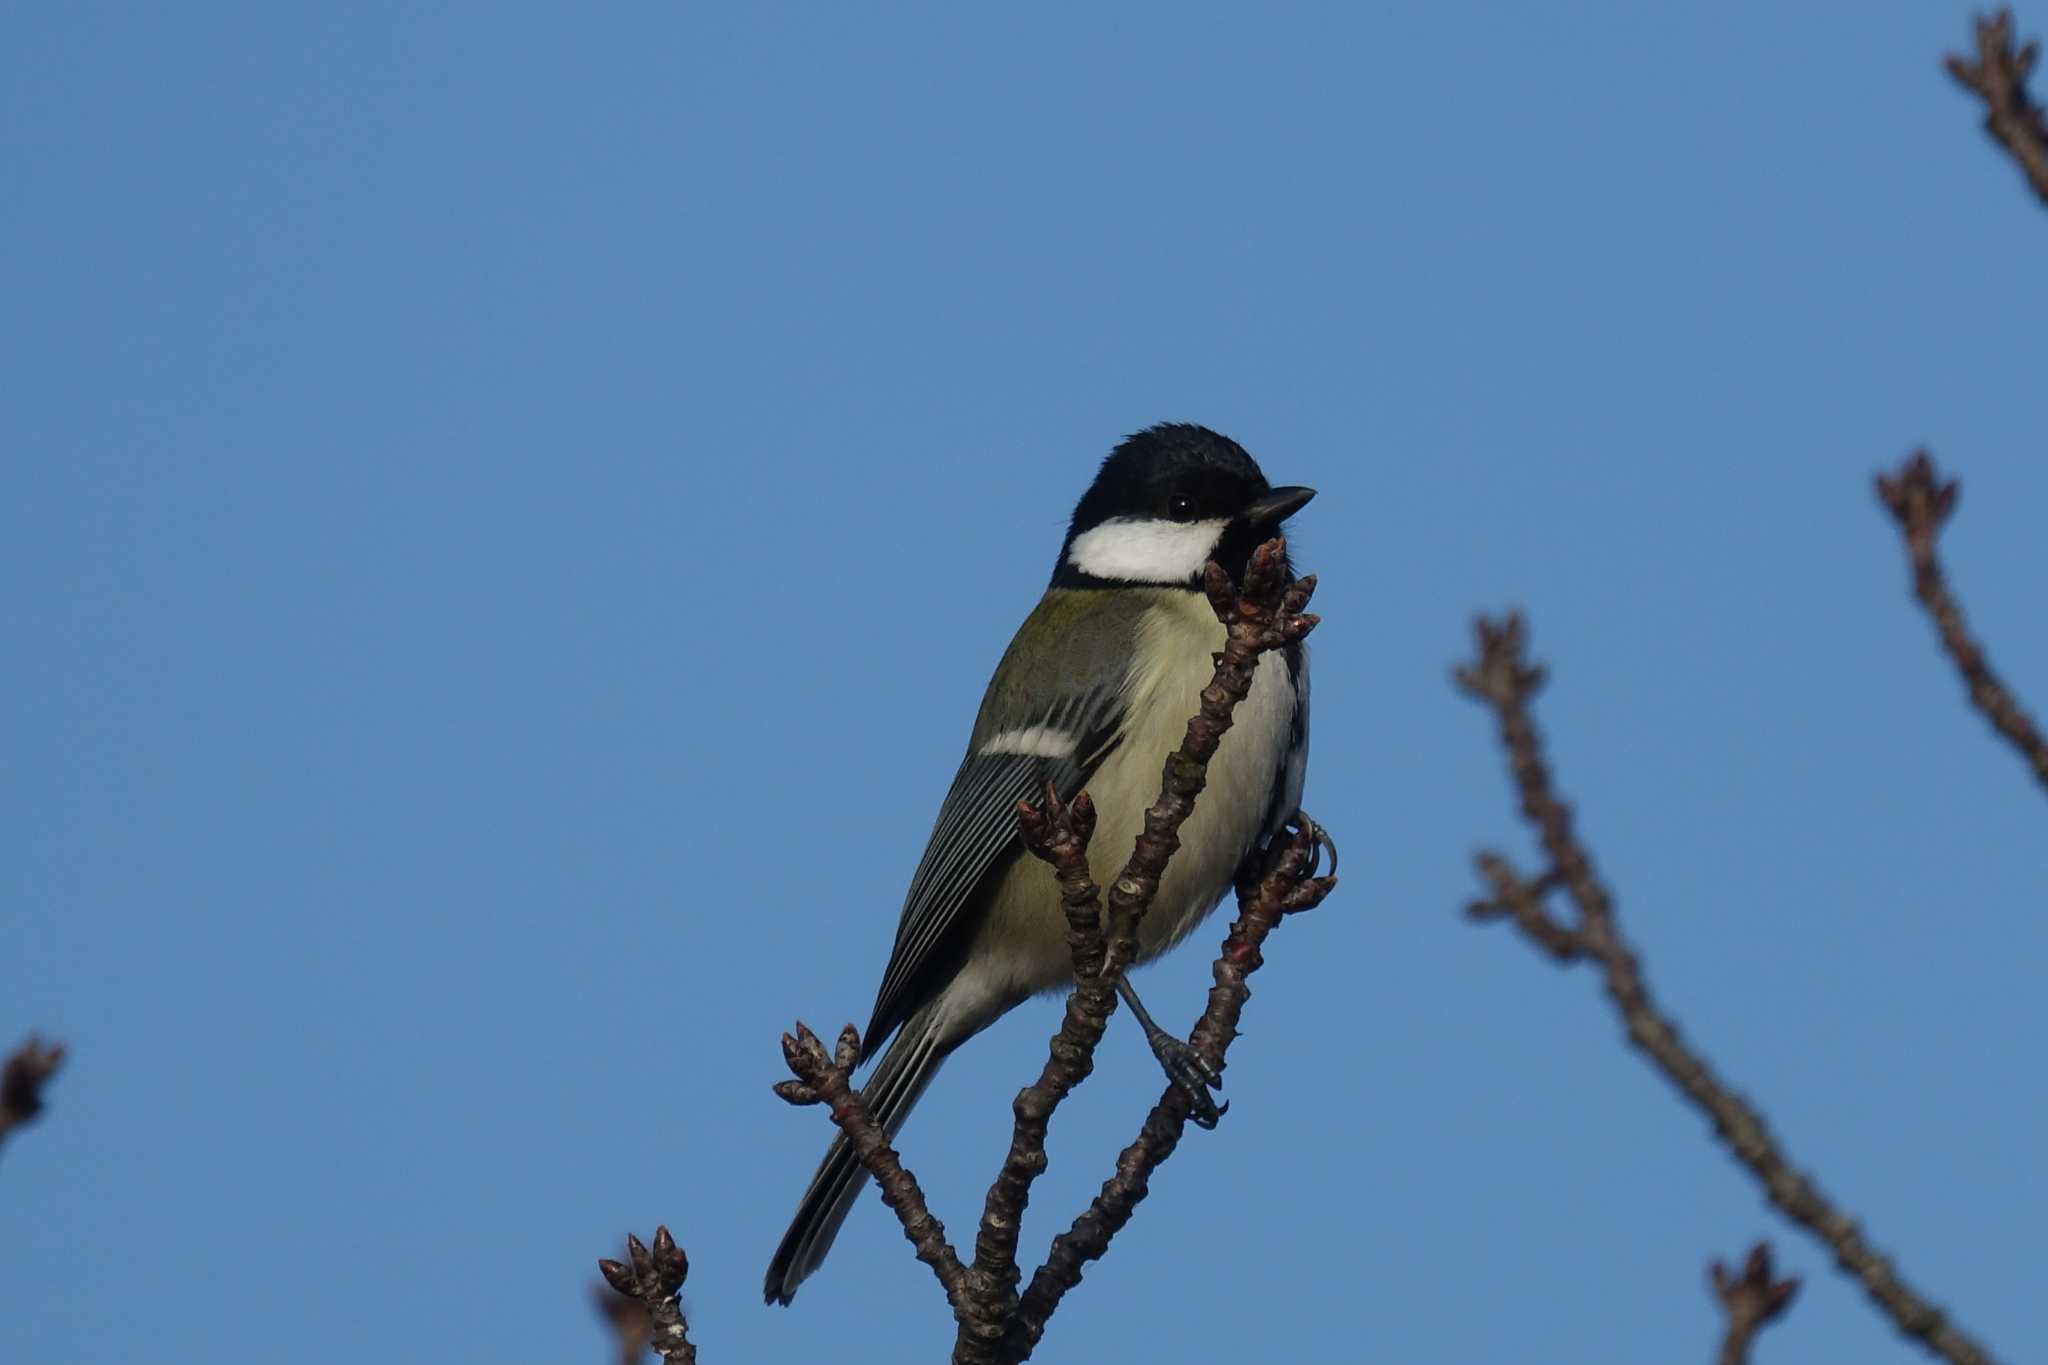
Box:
<box><xmin>1946</xmin><ymin>10</ymin><xmax>2048</xmax><ymax>207</ymax></box>
<box><xmin>0</xmin><ymin>1035</ymin><xmax>65</xmax><ymax>1157</ymax></box>
<box><xmin>954</xmin><ymin>790</ymin><xmax>1111</xmax><ymax>1358</ymax></box>
<box><xmin>597</xmin><ymin>1227</ymin><xmax>697</xmax><ymax>1365</ymax></box>
<box><xmin>1456</xmin><ymin>614</ymin><xmax>2000</xmax><ymax>1365</ymax></box>
<box><xmin>776</xmin><ymin>1021</ymin><xmax>971</xmax><ymax>1308</ymax></box>
<box><xmin>1877</xmin><ymin>451</ymin><xmax>2048</xmax><ymax>795</ymax></box>
<box><xmin>947</xmin><ymin>537</ymin><xmax>1324</xmax><ymax>1364</ymax></box>
<box><xmin>1006</xmin><ymin>822</ymin><xmax>1336</xmax><ymax>1361</ymax></box>
<box><xmin>1710</xmin><ymin>1242</ymin><xmax>1800</xmax><ymax>1365</ymax></box>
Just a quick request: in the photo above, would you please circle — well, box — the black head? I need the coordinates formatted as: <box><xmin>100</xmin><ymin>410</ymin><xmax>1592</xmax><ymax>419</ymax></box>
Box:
<box><xmin>1052</xmin><ymin>422</ymin><xmax>1315</xmax><ymax>589</ymax></box>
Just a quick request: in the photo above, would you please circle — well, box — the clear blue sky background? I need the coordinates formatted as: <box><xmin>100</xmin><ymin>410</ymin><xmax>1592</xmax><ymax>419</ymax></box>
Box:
<box><xmin>6</xmin><ymin>4</ymin><xmax>2044</xmax><ymax>1361</ymax></box>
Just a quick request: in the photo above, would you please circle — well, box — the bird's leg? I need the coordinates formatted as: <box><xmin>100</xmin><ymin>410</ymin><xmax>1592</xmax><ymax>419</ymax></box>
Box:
<box><xmin>1116</xmin><ymin>975</ymin><xmax>1227</xmax><ymax>1130</ymax></box>
<box><xmin>1113</xmin><ymin>812</ymin><xmax>1335</xmax><ymax>1132</ymax></box>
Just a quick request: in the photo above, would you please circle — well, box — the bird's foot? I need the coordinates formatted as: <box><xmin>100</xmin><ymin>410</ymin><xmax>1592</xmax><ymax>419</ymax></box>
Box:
<box><xmin>1115</xmin><ymin>974</ymin><xmax>1227</xmax><ymax>1129</ymax></box>
<box><xmin>1147</xmin><ymin>1028</ymin><xmax>1227</xmax><ymax>1130</ymax></box>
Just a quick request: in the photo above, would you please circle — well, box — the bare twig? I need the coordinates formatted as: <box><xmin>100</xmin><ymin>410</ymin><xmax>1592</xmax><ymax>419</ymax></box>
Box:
<box><xmin>948</xmin><ymin>537</ymin><xmax>1325</xmax><ymax>1364</ymax></box>
<box><xmin>597</xmin><ymin>1227</ymin><xmax>697</xmax><ymax>1365</ymax></box>
<box><xmin>776</xmin><ymin>1021</ymin><xmax>971</xmax><ymax>1308</ymax></box>
<box><xmin>1456</xmin><ymin>614</ymin><xmax>2000</xmax><ymax>1365</ymax></box>
<box><xmin>955</xmin><ymin>790</ymin><xmax>1111</xmax><ymax>1357</ymax></box>
<box><xmin>1946</xmin><ymin>10</ymin><xmax>2048</xmax><ymax>206</ymax></box>
<box><xmin>1006</xmin><ymin>820</ymin><xmax>1336</xmax><ymax>1361</ymax></box>
<box><xmin>0</xmin><ymin>1035</ymin><xmax>65</xmax><ymax>1156</ymax></box>
<box><xmin>1711</xmin><ymin>1242</ymin><xmax>1801</xmax><ymax>1365</ymax></box>
<box><xmin>1877</xmin><ymin>452</ymin><xmax>2048</xmax><ymax>795</ymax></box>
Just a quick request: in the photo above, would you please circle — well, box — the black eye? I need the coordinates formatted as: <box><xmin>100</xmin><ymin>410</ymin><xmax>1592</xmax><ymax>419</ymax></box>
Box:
<box><xmin>1166</xmin><ymin>494</ymin><xmax>1198</xmax><ymax>522</ymax></box>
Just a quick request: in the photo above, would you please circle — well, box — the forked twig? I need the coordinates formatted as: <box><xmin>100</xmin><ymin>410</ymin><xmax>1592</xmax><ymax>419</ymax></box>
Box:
<box><xmin>773</xmin><ymin>537</ymin><xmax>1334</xmax><ymax>1365</ymax></box>
<box><xmin>1946</xmin><ymin>10</ymin><xmax>2048</xmax><ymax>206</ymax></box>
<box><xmin>1457</xmin><ymin>614</ymin><xmax>1998</xmax><ymax>1365</ymax></box>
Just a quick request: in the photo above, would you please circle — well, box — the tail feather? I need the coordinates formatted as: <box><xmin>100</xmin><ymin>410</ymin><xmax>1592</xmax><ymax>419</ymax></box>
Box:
<box><xmin>764</xmin><ymin>1009</ymin><xmax>948</xmax><ymax>1304</ymax></box>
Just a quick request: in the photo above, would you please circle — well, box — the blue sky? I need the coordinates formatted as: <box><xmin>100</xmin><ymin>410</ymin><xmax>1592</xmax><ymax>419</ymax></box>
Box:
<box><xmin>5</xmin><ymin>3</ymin><xmax>2044</xmax><ymax>1361</ymax></box>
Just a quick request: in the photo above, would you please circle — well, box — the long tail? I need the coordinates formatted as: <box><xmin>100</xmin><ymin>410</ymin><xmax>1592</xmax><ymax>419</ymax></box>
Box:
<box><xmin>763</xmin><ymin>1005</ymin><xmax>949</xmax><ymax>1305</ymax></box>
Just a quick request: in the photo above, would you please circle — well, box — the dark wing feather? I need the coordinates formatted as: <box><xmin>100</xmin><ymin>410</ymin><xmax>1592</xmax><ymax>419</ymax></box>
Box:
<box><xmin>861</xmin><ymin>686</ymin><xmax>1125</xmax><ymax>1057</ymax></box>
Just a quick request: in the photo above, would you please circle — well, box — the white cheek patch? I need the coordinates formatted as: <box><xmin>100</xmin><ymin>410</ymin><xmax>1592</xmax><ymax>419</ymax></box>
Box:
<box><xmin>979</xmin><ymin>725</ymin><xmax>1078</xmax><ymax>759</ymax></box>
<box><xmin>1067</xmin><ymin>517</ymin><xmax>1228</xmax><ymax>583</ymax></box>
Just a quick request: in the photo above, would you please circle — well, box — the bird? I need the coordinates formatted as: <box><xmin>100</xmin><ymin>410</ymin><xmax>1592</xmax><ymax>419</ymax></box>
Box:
<box><xmin>764</xmin><ymin>422</ymin><xmax>1317</xmax><ymax>1305</ymax></box>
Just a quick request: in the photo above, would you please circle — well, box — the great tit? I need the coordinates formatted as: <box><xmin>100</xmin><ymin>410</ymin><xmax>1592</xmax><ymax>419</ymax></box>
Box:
<box><xmin>765</xmin><ymin>422</ymin><xmax>1316</xmax><ymax>1305</ymax></box>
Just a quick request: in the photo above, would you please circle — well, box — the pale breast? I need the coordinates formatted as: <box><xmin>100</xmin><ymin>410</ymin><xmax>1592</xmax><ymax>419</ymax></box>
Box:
<box><xmin>953</xmin><ymin>590</ymin><xmax>1305</xmax><ymax>1018</ymax></box>
<box><xmin>1104</xmin><ymin>591</ymin><xmax>1303</xmax><ymax>959</ymax></box>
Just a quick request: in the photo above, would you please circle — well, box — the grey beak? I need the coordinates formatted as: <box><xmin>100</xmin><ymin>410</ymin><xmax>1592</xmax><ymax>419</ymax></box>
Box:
<box><xmin>1244</xmin><ymin>485</ymin><xmax>1317</xmax><ymax>526</ymax></box>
